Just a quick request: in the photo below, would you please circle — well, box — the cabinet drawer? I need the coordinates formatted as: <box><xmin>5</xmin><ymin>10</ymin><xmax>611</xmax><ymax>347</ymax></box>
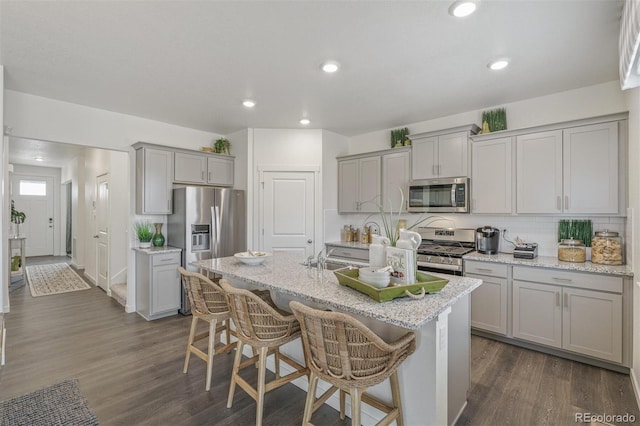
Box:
<box><xmin>464</xmin><ymin>261</ymin><xmax>508</xmax><ymax>278</ymax></box>
<box><xmin>513</xmin><ymin>266</ymin><xmax>622</xmax><ymax>293</ymax></box>
<box><xmin>152</xmin><ymin>252</ymin><xmax>181</xmax><ymax>266</ymax></box>
<box><xmin>325</xmin><ymin>246</ymin><xmax>369</xmax><ymax>262</ymax></box>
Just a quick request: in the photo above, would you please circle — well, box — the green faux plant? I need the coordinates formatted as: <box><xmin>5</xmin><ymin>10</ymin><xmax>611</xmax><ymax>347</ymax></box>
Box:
<box><xmin>390</xmin><ymin>127</ymin><xmax>410</xmax><ymax>148</ymax></box>
<box><xmin>134</xmin><ymin>221</ymin><xmax>154</xmax><ymax>242</ymax></box>
<box><xmin>481</xmin><ymin>108</ymin><xmax>507</xmax><ymax>132</ymax></box>
<box><xmin>213</xmin><ymin>137</ymin><xmax>231</xmax><ymax>154</ymax></box>
<box><xmin>10</xmin><ymin>200</ymin><xmax>26</xmax><ymax>224</ymax></box>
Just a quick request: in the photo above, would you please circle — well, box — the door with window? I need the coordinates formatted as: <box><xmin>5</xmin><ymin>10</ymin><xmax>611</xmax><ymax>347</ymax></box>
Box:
<box><xmin>11</xmin><ymin>174</ymin><xmax>55</xmax><ymax>257</ymax></box>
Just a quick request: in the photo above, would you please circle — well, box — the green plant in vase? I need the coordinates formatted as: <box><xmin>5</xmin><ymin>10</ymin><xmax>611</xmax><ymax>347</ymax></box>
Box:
<box><xmin>214</xmin><ymin>137</ymin><xmax>231</xmax><ymax>154</ymax></box>
<box><xmin>10</xmin><ymin>200</ymin><xmax>26</xmax><ymax>236</ymax></box>
<box><xmin>134</xmin><ymin>221</ymin><xmax>154</xmax><ymax>248</ymax></box>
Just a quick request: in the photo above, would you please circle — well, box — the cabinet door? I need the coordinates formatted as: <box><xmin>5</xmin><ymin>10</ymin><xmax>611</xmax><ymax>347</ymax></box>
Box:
<box><xmin>358</xmin><ymin>156</ymin><xmax>381</xmax><ymax>213</ymax></box>
<box><xmin>207</xmin><ymin>156</ymin><xmax>234</xmax><ymax>186</ymax></box>
<box><xmin>471</xmin><ymin>137</ymin><xmax>513</xmax><ymax>214</ymax></box>
<box><xmin>516</xmin><ymin>130</ymin><xmax>563</xmax><ymax>213</ymax></box>
<box><xmin>438</xmin><ymin>131</ymin><xmax>468</xmax><ymax>178</ymax></box>
<box><xmin>382</xmin><ymin>151</ymin><xmax>410</xmax><ymax>212</ymax></box>
<box><xmin>411</xmin><ymin>136</ymin><xmax>437</xmax><ymax>180</ymax></box>
<box><xmin>512</xmin><ymin>280</ymin><xmax>562</xmax><ymax>348</ymax></box>
<box><xmin>139</xmin><ymin>148</ymin><xmax>173</xmax><ymax>214</ymax></box>
<box><xmin>563</xmin><ymin>122</ymin><xmax>618</xmax><ymax>214</ymax></box>
<box><xmin>338</xmin><ymin>159</ymin><xmax>359</xmax><ymax>213</ymax></box>
<box><xmin>468</xmin><ymin>273</ymin><xmax>508</xmax><ymax>335</ymax></box>
<box><xmin>151</xmin><ymin>263</ymin><xmax>181</xmax><ymax>315</ymax></box>
<box><xmin>562</xmin><ymin>287</ymin><xmax>622</xmax><ymax>362</ymax></box>
<box><xmin>174</xmin><ymin>152</ymin><xmax>207</xmax><ymax>184</ymax></box>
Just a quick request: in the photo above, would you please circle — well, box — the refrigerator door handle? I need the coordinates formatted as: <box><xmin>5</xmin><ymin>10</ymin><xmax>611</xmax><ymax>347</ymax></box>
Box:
<box><xmin>212</xmin><ymin>205</ymin><xmax>221</xmax><ymax>257</ymax></box>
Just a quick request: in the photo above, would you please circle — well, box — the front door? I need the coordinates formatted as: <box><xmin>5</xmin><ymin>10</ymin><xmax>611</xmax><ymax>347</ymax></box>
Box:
<box><xmin>96</xmin><ymin>174</ymin><xmax>109</xmax><ymax>292</ymax></box>
<box><xmin>260</xmin><ymin>170</ymin><xmax>317</xmax><ymax>258</ymax></box>
<box><xmin>11</xmin><ymin>174</ymin><xmax>54</xmax><ymax>257</ymax></box>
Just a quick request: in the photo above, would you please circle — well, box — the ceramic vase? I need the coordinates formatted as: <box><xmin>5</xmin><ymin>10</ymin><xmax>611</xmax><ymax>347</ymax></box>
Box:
<box><xmin>152</xmin><ymin>223</ymin><xmax>165</xmax><ymax>247</ymax></box>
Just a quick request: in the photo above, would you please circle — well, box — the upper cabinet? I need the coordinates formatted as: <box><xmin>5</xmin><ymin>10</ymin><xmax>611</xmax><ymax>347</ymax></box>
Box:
<box><xmin>516</xmin><ymin>121</ymin><xmax>619</xmax><ymax>214</ymax></box>
<box><xmin>174</xmin><ymin>151</ymin><xmax>234</xmax><ymax>187</ymax></box>
<box><xmin>135</xmin><ymin>145</ymin><xmax>174</xmax><ymax>215</ymax></box>
<box><xmin>471</xmin><ymin>136</ymin><xmax>514</xmax><ymax>214</ymax></box>
<box><xmin>337</xmin><ymin>147</ymin><xmax>410</xmax><ymax>214</ymax></box>
<box><xmin>410</xmin><ymin>124</ymin><xmax>480</xmax><ymax>180</ymax></box>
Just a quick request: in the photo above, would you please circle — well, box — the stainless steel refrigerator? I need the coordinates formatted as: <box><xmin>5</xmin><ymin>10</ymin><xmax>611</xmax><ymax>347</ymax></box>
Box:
<box><xmin>168</xmin><ymin>186</ymin><xmax>246</xmax><ymax>314</ymax></box>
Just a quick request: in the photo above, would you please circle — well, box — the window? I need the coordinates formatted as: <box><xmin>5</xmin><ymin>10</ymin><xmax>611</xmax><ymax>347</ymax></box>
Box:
<box><xmin>19</xmin><ymin>180</ymin><xmax>47</xmax><ymax>196</ymax></box>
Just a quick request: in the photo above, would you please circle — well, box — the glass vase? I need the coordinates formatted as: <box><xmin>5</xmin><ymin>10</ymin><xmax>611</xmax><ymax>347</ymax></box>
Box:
<box><xmin>152</xmin><ymin>223</ymin><xmax>165</xmax><ymax>247</ymax></box>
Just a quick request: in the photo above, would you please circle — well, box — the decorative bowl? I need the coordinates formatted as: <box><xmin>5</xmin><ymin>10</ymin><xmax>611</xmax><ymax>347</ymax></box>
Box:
<box><xmin>358</xmin><ymin>267</ymin><xmax>391</xmax><ymax>288</ymax></box>
<box><xmin>234</xmin><ymin>251</ymin><xmax>271</xmax><ymax>265</ymax></box>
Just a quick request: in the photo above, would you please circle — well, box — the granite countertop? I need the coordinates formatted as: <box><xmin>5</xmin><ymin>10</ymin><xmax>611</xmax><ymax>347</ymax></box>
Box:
<box><xmin>464</xmin><ymin>251</ymin><xmax>633</xmax><ymax>277</ymax></box>
<box><xmin>192</xmin><ymin>252</ymin><xmax>482</xmax><ymax>330</ymax></box>
<box><xmin>324</xmin><ymin>241</ymin><xmax>371</xmax><ymax>250</ymax></box>
<box><xmin>133</xmin><ymin>245</ymin><xmax>182</xmax><ymax>254</ymax></box>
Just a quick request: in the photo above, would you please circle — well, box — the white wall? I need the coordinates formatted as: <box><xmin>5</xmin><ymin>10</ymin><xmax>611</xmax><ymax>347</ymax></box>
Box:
<box><xmin>321</xmin><ymin>130</ymin><xmax>350</xmax><ymax>243</ymax></box>
<box><xmin>1</xmin><ymin>66</ymin><xmax>7</xmax><ymax>312</ymax></box>
<box><xmin>109</xmin><ymin>150</ymin><xmax>130</xmax><ymax>287</ymax></box>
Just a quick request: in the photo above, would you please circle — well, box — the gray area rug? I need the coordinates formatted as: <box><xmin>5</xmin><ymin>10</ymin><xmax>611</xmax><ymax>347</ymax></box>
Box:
<box><xmin>0</xmin><ymin>378</ymin><xmax>99</xmax><ymax>425</ymax></box>
<box><xmin>26</xmin><ymin>263</ymin><xmax>91</xmax><ymax>297</ymax></box>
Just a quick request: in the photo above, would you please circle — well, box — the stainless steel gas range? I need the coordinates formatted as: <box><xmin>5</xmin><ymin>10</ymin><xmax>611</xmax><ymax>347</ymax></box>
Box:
<box><xmin>416</xmin><ymin>227</ymin><xmax>476</xmax><ymax>275</ymax></box>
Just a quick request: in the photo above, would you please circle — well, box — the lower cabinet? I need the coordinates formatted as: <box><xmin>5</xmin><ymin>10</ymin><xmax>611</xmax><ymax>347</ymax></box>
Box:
<box><xmin>512</xmin><ymin>266</ymin><xmax>623</xmax><ymax>363</ymax></box>
<box><xmin>136</xmin><ymin>250</ymin><xmax>181</xmax><ymax>321</ymax></box>
<box><xmin>465</xmin><ymin>261</ymin><xmax>508</xmax><ymax>335</ymax></box>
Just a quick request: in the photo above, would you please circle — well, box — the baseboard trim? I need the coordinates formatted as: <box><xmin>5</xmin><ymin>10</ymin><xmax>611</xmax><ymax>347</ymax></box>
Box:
<box><xmin>630</xmin><ymin>368</ymin><xmax>640</xmax><ymax>410</ymax></box>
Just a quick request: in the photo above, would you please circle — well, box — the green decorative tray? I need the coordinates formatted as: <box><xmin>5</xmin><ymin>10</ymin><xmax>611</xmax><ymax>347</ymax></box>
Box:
<box><xmin>334</xmin><ymin>269</ymin><xmax>449</xmax><ymax>303</ymax></box>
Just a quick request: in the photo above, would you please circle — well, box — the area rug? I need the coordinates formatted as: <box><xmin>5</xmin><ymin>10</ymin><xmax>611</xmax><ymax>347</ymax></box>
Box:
<box><xmin>25</xmin><ymin>263</ymin><xmax>91</xmax><ymax>297</ymax></box>
<box><xmin>0</xmin><ymin>379</ymin><xmax>99</xmax><ymax>425</ymax></box>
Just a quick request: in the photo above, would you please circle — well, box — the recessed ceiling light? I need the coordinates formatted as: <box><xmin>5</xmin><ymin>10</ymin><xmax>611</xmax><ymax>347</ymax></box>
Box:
<box><xmin>34</xmin><ymin>156</ymin><xmax>44</xmax><ymax>162</ymax></box>
<box><xmin>242</xmin><ymin>100</ymin><xmax>256</xmax><ymax>108</ymax></box>
<box><xmin>300</xmin><ymin>118</ymin><xmax>310</xmax><ymax>125</ymax></box>
<box><xmin>449</xmin><ymin>1</ymin><xmax>477</xmax><ymax>18</ymax></box>
<box><xmin>488</xmin><ymin>59</ymin><xmax>509</xmax><ymax>70</ymax></box>
<box><xmin>321</xmin><ymin>61</ymin><xmax>340</xmax><ymax>73</ymax></box>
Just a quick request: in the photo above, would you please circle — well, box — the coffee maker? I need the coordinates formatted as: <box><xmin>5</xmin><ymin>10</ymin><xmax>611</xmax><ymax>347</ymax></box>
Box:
<box><xmin>476</xmin><ymin>226</ymin><xmax>500</xmax><ymax>254</ymax></box>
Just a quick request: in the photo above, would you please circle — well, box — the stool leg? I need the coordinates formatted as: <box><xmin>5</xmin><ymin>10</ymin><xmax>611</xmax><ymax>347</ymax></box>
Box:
<box><xmin>183</xmin><ymin>315</ymin><xmax>199</xmax><ymax>374</ymax></box>
<box><xmin>274</xmin><ymin>348</ymin><xmax>281</xmax><ymax>378</ymax></box>
<box><xmin>227</xmin><ymin>340</ymin><xmax>244</xmax><ymax>408</ymax></box>
<box><xmin>390</xmin><ymin>371</ymin><xmax>403</xmax><ymax>426</ymax></box>
<box><xmin>350</xmin><ymin>388</ymin><xmax>362</xmax><ymax>426</ymax></box>
<box><xmin>225</xmin><ymin>319</ymin><xmax>232</xmax><ymax>352</ymax></box>
<box><xmin>205</xmin><ymin>319</ymin><xmax>217</xmax><ymax>391</ymax></box>
<box><xmin>302</xmin><ymin>372</ymin><xmax>318</xmax><ymax>425</ymax></box>
<box><xmin>340</xmin><ymin>389</ymin><xmax>346</xmax><ymax>420</ymax></box>
<box><xmin>256</xmin><ymin>346</ymin><xmax>269</xmax><ymax>426</ymax></box>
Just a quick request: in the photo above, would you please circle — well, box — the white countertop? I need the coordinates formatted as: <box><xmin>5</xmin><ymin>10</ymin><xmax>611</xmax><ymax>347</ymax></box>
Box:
<box><xmin>464</xmin><ymin>251</ymin><xmax>633</xmax><ymax>277</ymax></box>
<box><xmin>132</xmin><ymin>245</ymin><xmax>182</xmax><ymax>254</ymax></box>
<box><xmin>192</xmin><ymin>252</ymin><xmax>482</xmax><ymax>330</ymax></box>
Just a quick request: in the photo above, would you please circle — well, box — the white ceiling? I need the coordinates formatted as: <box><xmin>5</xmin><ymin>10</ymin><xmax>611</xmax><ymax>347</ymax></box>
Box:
<box><xmin>0</xmin><ymin>0</ymin><xmax>624</xmax><ymax>144</ymax></box>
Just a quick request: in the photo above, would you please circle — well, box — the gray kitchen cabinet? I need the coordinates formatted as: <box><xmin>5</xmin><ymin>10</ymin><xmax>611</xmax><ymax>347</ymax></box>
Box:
<box><xmin>174</xmin><ymin>151</ymin><xmax>234</xmax><ymax>187</ymax></box>
<box><xmin>410</xmin><ymin>124</ymin><xmax>479</xmax><ymax>180</ymax></box>
<box><xmin>135</xmin><ymin>144</ymin><xmax>174</xmax><ymax>215</ymax></box>
<box><xmin>512</xmin><ymin>266</ymin><xmax>623</xmax><ymax>363</ymax></box>
<box><xmin>207</xmin><ymin>156</ymin><xmax>234</xmax><ymax>186</ymax></box>
<box><xmin>470</xmin><ymin>136</ymin><xmax>514</xmax><ymax>214</ymax></box>
<box><xmin>516</xmin><ymin>121</ymin><xmax>619</xmax><ymax>214</ymax></box>
<box><xmin>135</xmin><ymin>250</ymin><xmax>181</xmax><ymax>321</ymax></box>
<box><xmin>465</xmin><ymin>261</ymin><xmax>508</xmax><ymax>335</ymax></box>
<box><xmin>382</xmin><ymin>149</ymin><xmax>411</xmax><ymax>212</ymax></box>
<box><xmin>338</xmin><ymin>155</ymin><xmax>381</xmax><ymax>213</ymax></box>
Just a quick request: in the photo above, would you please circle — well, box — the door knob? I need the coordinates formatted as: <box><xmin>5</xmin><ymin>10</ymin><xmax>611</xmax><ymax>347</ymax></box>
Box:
<box><xmin>307</xmin><ymin>239</ymin><xmax>312</xmax><ymax>244</ymax></box>
<box><xmin>93</xmin><ymin>235</ymin><xmax>99</xmax><ymax>238</ymax></box>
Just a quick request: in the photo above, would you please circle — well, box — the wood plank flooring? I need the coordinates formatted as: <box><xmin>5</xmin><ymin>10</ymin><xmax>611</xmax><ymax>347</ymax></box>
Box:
<box><xmin>2</xmin><ymin>258</ymin><xmax>639</xmax><ymax>425</ymax></box>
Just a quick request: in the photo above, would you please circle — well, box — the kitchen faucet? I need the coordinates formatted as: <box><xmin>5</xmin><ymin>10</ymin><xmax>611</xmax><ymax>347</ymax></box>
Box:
<box><xmin>316</xmin><ymin>247</ymin><xmax>336</xmax><ymax>273</ymax></box>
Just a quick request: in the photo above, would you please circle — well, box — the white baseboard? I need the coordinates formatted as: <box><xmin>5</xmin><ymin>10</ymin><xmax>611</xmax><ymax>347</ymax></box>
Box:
<box><xmin>630</xmin><ymin>367</ymin><xmax>640</xmax><ymax>410</ymax></box>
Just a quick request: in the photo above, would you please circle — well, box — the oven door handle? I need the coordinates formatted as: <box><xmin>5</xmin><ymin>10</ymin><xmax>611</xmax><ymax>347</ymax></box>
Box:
<box><xmin>417</xmin><ymin>261</ymin><xmax>462</xmax><ymax>272</ymax></box>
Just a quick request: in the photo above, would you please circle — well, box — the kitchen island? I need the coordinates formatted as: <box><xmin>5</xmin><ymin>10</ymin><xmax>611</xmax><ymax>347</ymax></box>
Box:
<box><xmin>193</xmin><ymin>252</ymin><xmax>482</xmax><ymax>425</ymax></box>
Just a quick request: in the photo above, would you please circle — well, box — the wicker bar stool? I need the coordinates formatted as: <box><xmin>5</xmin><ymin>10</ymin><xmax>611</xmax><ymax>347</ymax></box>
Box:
<box><xmin>178</xmin><ymin>267</ymin><xmax>237</xmax><ymax>391</ymax></box>
<box><xmin>220</xmin><ymin>279</ymin><xmax>309</xmax><ymax>426</ymax></box>
<box><xmin>289</xmin><ymin>301</ymin><xmax>416</xmax><ymax>426</ymax></box>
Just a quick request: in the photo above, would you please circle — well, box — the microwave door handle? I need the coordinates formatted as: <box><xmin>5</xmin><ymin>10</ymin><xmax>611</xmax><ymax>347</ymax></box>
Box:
<box><xmin>451</xmin><ymin>185</ymin><xmax>456</xmax><ymax>207</ymax></box>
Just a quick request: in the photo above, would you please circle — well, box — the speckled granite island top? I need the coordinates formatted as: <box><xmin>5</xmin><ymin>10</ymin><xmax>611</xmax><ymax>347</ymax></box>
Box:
<box><xmin>132</xmin><ymin>246</ymin><xmax>182</xmax><ymax>254</ymax></box>
<box><xmin>192</xmin><ymin>252</ymin><xmax>482</xmax><ymax>330</ymax></box>
<box><xmin>464</xmin><ymin>252</ymin><xmax>633</xmax><ymax>277</ymax></box>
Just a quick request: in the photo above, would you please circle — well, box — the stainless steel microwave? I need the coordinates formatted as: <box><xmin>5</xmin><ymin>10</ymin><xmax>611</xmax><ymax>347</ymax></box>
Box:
<box><xmin>408</xmin><ymin>177</ymin><xmax>469</xmax><ymax>213</ymax></box>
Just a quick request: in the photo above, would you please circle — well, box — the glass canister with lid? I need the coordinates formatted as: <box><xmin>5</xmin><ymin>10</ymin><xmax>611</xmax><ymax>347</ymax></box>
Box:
<box><xmin>558</xmin><ymin>238</ymin><xmax>586</xmax><ymax>263</ymax></box>
<box><xmin>591</xmin><ymin>230</ymin><xmax>623</xmax><ymax>265</ymax></box>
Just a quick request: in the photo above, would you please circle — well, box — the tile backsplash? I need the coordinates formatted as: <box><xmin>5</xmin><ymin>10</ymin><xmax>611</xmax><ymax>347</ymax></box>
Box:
<box><xmin>323</xmin><ymin>210</ymin><xmax>629</xmax><ymax>265</ymax></box>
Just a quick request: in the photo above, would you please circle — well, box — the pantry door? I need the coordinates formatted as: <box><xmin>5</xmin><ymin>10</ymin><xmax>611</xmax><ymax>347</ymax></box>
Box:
<box><xmin>259</xmin><ymin>168</ymin><xmax>319</xmax><ymax>258</ymax></box>
<box><xmin>11</xmin><ymin>174</ymin><xmax>55</xmax><ymax>257</ymax></box>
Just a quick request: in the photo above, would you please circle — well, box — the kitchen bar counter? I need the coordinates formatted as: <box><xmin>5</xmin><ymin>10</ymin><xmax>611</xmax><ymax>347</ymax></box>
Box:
<box><xmin>132</xmin><ymin>245</ymin><xmax>183</xmax><ymax>255</ymax></box>
<box><xmin>193</xmin><ymin>252</ymin><xmax>482</xmax><ymax>425</ymax></box>
<box><xmin>464</xmin><ymin>251</ymin><xmax>633</xmax><ymax>277</ymax></box>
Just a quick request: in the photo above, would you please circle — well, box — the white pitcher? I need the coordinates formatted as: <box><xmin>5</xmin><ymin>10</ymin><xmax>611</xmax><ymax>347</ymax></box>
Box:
<box><xmin>369</xmin><ymin>235</ymin><xmax>391</xmax><ymax>268</ymax></box>
<box><xmin>396</xmin><ymin>229</ymin><xmax>422</xmax><ymax>250</ymax></box>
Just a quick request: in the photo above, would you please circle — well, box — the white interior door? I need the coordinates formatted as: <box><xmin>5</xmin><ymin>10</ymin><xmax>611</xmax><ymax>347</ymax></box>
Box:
<box><xmin>96</xmin><ymin>174</ymin><xmax>109</xmax><ymax>292</ymax></box>
<box><xmin>11</xmin><ymin>174</ymin><xmax>54</xmax><ymax>257</ymax></box>
<box><xmin>260</xmin><ymin>170</ymin><xmax>316</xmax><ymax>258</ymax></box>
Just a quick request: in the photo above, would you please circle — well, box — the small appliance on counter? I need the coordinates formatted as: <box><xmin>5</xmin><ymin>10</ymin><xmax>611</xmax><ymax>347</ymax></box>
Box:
<box><xmin>513</xmin><ymin>243</ymin><xmax>538</xmax><ymax>259</ymax></box>
<box><xmin>476</xmin><ymin>226</ymin><xmax>500</xmax><ymax>254</ymax></box>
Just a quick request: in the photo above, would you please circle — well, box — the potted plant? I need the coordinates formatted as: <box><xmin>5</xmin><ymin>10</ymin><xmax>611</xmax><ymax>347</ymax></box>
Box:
<box><xmin>10</xmin><ymin>200</ymin><xmax>26</xmax><ymax>237</ymax></box>
<box><xmin>134</xmin><ymin>221</ymin><xmax>154</xmax><ymax>248</ymax></box>
<box><xmin>213</xmin><ymin>137</ymin><xmax>231</xmax><ymax>154</ymax></box>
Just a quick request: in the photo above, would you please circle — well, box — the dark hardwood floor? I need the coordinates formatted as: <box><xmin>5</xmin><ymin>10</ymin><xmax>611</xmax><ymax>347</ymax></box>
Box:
<box><xmin>2</xmin><ymin>257</ymin><xmax>639</xmax><ymax>425</ymax></box>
